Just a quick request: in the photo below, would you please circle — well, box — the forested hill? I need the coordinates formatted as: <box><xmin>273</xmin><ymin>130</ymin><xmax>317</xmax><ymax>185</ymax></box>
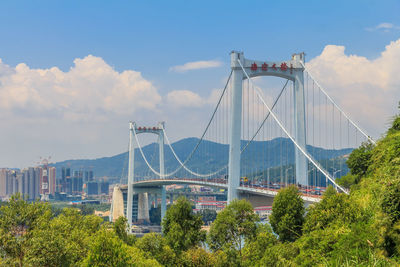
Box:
<box><xmin>51</xmin><ymin>137</ymin><xmax>353</xmax><ymax>179</ymax></box>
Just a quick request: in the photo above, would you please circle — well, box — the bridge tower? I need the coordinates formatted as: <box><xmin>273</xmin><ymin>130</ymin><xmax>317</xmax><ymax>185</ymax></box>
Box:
<box><xmin>228</xmin><ymin>51</ymin><xmax>307</xmax><ymax>203</ymax></box>
<box><xmin>127</xmin><ymin>122</ymin><xmax>167</xmax><ymax>230</ymax></box>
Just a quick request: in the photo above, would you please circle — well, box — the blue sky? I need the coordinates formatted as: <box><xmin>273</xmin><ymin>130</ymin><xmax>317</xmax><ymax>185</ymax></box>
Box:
<box><xmin>1</xmin><ymin>1</ymin><xmax>399</xmax><ymax>90</ymax></box>
<box><xmin>0</xmin><ymin>0</ymin><xmax>399</xmax><ymax>167</ymax></box>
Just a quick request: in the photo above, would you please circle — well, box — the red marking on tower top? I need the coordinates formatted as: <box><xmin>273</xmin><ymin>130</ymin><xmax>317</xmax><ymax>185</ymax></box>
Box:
<box><xmin>262</xmin><ymin>63</ymin><xmax>268</xmax><ymax>71</ymax></box>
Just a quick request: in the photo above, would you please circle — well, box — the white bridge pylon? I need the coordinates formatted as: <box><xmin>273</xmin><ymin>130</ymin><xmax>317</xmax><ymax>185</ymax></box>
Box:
<box><xmin>228</xmin><ymin>51</ymin><xmax>309</xmax><ymax>202</ymax></box>
<box><xmin>127</xmin><ymin>121</ymin><xmax>167</xmax><ymax>230</ymax></box>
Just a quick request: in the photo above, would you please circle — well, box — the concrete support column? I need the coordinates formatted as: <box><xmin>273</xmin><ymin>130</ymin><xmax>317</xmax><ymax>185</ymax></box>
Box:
<box><xmin>152</xmin><ymin>194</ymin><xmax>157</xmax><ymax>208</ymax></box>
<box><xmin>148</xmin><ymin>193</ymin><xmax>153</xmax><ymax>210</ymax></box>
<box><xmin>137</xmin><ymin>192</ymin><xmax>150</xmax><ymax>223</ymax></box>
<box><xmin>293</xmin><ymin>53</ymin><xmax>308</xmax><ymax>186</ymax></box>
<box><xmin>158</xmin><ymin>122</ymin><xmax>167</xmax><ymax>222</ymax></box>
<box><xmin>228</xmin><ymin>51</ymin><xmax>244</xmax><ymax>203</ymax></box>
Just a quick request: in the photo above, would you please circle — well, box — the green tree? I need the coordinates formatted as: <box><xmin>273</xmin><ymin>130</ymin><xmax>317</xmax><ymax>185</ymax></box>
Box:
<box><xmin>241</xmin><ymin>224</ymin><xmax>278</xmax><ymax>266</ymax></box>
<box><xmin>78</xmin><ymin>204</ymin><xmax>95</xmax><ymax>216</ymax></box>
<box><xmin>382</xmin><ymin>179</ymin><xmax>400</xmax><ymax>223</ymax></box>
<box><xmin>179</xmin><ymin>247</ymin><xmax>217</xmax><ymax>267</ymax></box>
<box><xmin>162</xmin><ymin>197</ymin><xmax>206</xmax><ymax>253</ymax></box>
<box><xmin>259</xmin><ymin>242</ymin><xmax>299</xmax><ymax>266</ymax></box>
<box><xmin>150</xmin><ymin>205</ymin><xmax>161</xmax><ymax>225</ymax></box>
<box><xmin>336</xmin><ymin>173</ymin><xmax>359</xmax><ymax>189</ymax></box>
<box><xmin>0</xmin><ymin>194</ymin><xmax>51</xmax><ymax>267</ymax></box>
<box><xmin>270</xmin><ymin>185</ymin><xmax>305</xmax><ymax>242</ymax></box>
<box><xmin>380</xmin><ymin>179</ymin><xmax>400</xmax><ymax>256</ymax></box>
<box><xmin>83</xmin><ymin>227</ymin><xmax>160</xmax><ymax>267</ymax></box>
<box><xmin>387</xmin><ymin>106</ymin><xmax>400</xmax><ymax>134</ymax></box>
<box><xmin>136</xmin><ymin>233</ymin><xmax>176</xmax><ymax>266</ymax></box>
<box><xmin>25</xmin><ymin>208</ymin><xmax>103</xmax><ymax>266</ymax></box>
<box><xmin>302</xmin><ymin>186</ymin><xmax>360</xmax><ymax>234</ymax></box>
<box><xmin>346</xmin><ymin>141</ymin><xmax>374</xmax><ymax>178</ymax></box>
<box><xmin>113</xmin><ymin>216</ymin><xmax>136</xmax><ymax>245</ymax></box>
<box><xmin>199</xmin><ymin>209</ymin><xmax>217</xmax><ymax>225</ymax></box>
<box><xmin>208</xmin><ymin>199</ymin><xmax>259</xmax><ymax>254</ymax></box>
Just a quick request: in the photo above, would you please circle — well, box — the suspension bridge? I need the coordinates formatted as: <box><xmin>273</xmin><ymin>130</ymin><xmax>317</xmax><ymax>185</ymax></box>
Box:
<box><xmin>110</xmin><ymin>51</ymin><xmax>374</xmax><ymax>227</ymax></box>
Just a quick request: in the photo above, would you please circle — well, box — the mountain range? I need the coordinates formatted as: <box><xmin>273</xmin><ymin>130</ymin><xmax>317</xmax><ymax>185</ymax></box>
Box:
<box><xmin>50</xmin><ymin>137</ymin><xmax>353</xmax><ymax>183</ymax></box>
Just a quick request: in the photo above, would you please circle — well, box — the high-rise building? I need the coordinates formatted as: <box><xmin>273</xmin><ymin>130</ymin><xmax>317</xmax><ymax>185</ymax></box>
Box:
<box><xmin>39</xmin><ymin>166</ymin><xmax>49</xmax><ymax>196</ymax></box>
<box><xmin>0</xmin><ymin>169</ymin><xmax>8</xmax><ymax>198</ymax></box>
<box><xmin>100</xmin><ymin>181</ymin><xmax>109</xmax><ymax>194</ymax></box>
<box><xmin>9</xmin><ymin>171</ymin><xmax>17</xmax><ymax>196</ymax></box>
<box><xmin>39</xmin><ymin>162</ymin><xmax>56</xmax><ymax>198</ymax></box>
<box><xmin>61</xmin><ymin>167</ymin><xmax>71</xmax><ymax>193</ymax></box>
<box><xmin>26</xmin><ymin>167</ymin><xmax>39</xmax><ymax>200</ymax></box>
<box><xmin>61</xmin><ymin>167</ymin><xmax>96</xmax><ymax>196</ymax></box>
<box><xmin>17</xmin><ymin>172</ymin><xmax>25</xmax><ymax>196</ymax></box>
<box><xmin>84</xmin><ymin>170</ymin><xmax>94</xmax><ymax>182</ymax></box>
<box><xmin>48</xmin><ymin>167</ymin><xmax>56</xmax><ymax>196</ymax></box>
<box><xmin>86</xmin><ymin>181</ymin><xmax>99</xmax><ymax>195</ymax></box>
<box><xmin>0</xmin><ymin>167</ymin><xmax>46</xmax><ymax>200</ymax></box>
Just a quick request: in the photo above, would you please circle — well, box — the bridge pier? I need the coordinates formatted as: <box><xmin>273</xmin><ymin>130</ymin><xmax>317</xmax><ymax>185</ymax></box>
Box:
<box><xmin>137</xmin><ymin>192</ymin><xmax>150</xmax><ymax>223</ymax></box>
<box><xmin>161</xmin><ymin>186</ymin><xmax>166</xmax><ymax>222</ymax></box>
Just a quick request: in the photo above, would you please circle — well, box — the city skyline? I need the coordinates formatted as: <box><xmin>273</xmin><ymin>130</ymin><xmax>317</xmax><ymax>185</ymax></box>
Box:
<box><xmin>0</xmin><ymin>1</ymin><xmax>399</xmax><ymax>168</ymax></box>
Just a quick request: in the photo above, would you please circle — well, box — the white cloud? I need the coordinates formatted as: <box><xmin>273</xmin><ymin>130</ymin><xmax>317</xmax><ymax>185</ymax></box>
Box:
<box><xmin>366</xmin><ymin>22</ymin><xmax>400</xmax><ymax>32</ymax></box>
<box><xmin>169</xmin><ymin>60</ymin><xmax>223</xmax><ymax>73</ymax></box>
<box><xmin>166</xmin><ymin>87</ymin><xmax>230</xmax><ymax>109</ymax></box>
<box><xmin>0</xmin><ymin>55</ymin><xmax>161</xmax><ymax>121</ymax></box>
<box><xmin>306</xmin><ymin>39</ymin><xmax>400</xmax><ymax>137</ymax></box>
<box><xmin>166</xmin><ymin>90</ymin><xmax>205</xmax><ymax>108</ymax></box>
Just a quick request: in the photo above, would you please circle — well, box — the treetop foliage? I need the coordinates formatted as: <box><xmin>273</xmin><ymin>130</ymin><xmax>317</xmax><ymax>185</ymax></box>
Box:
<box><xmin>269</xmin><ymin>185</ymin><xmax>304</xmax><ymax>242</ymax></box>
<box><xmin>162</xmin><ymin>196</ymin><xmax>206</xmax><ymax>253</ymax></box>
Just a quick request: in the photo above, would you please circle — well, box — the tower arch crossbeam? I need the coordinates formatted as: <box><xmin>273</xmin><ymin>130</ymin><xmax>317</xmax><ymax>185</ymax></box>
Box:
<box><xmin>240</xmin><ymin>56</ymin><xmax>304</xmax><ymax>81</ymax></box>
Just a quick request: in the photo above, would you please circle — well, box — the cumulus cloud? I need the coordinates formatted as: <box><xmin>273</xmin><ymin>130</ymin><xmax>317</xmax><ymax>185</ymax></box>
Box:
<box><xmin>306</xmin><ymin>39</ymin><xmax>400</xmax><ymax>137</ymax></box>
<box><xmin>169</xmin><ymin>60</ymin><xmax>223</xmax><ymax>73</ymax></box>
<box><xmin>166</xmin><ymin>90</ymin><xmax>206</xmax><ymax>108</ymax></box>
<box><xmin>0</xmin><ymin>55</ymin><xmax>161</xmax><ymax>121</ymax></box>
<box><xmin>166</xmin><ymin>87</ymin><xmax>229</xmax><ymax>109</ymax></box>
<box><xmin>366</xmin><ymin>22</ymin><xmax>400</xmax><ymax>32</ymax></box>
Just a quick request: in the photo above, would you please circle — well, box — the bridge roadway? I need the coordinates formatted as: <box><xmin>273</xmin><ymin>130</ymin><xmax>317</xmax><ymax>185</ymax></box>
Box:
<box><xmin>133</xmin><ymin>178</ymin><xmax>322</xmax><ymax>203</ymax></box>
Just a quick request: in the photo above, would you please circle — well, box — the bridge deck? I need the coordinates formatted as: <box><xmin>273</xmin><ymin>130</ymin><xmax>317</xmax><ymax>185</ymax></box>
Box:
<box><xmin>132</xmin><ymin>178</ymin><xmax>322</xmax><ymax>203</ymax></box>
